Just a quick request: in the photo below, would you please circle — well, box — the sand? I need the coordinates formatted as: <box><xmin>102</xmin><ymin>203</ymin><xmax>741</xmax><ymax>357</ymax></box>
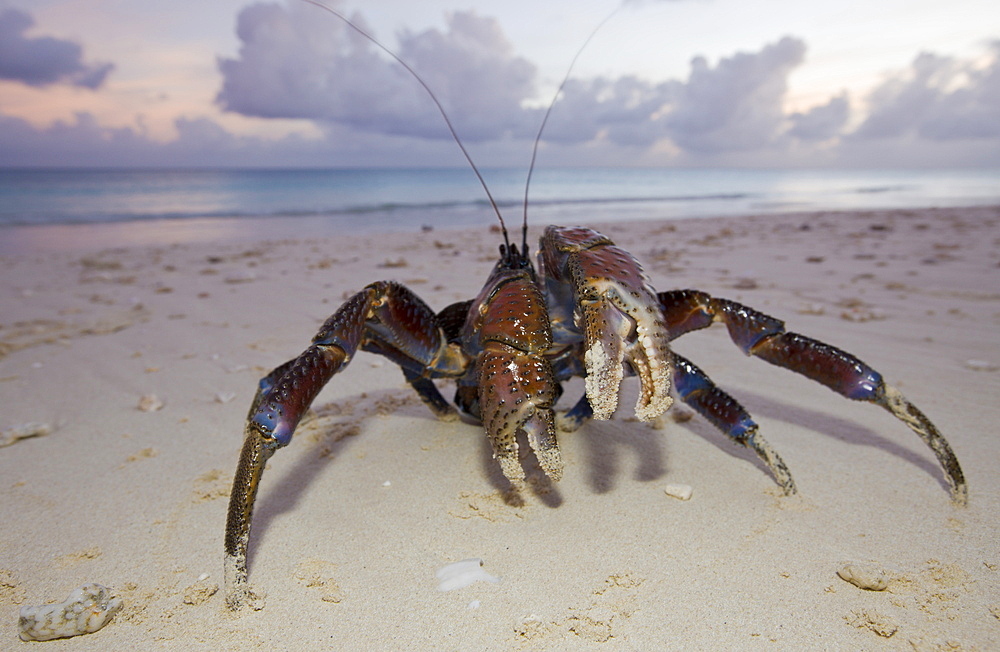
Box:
<box><xmin>1</xmin><ymin>205</ymin><xmax>998</xmax><ymax>649</ymax></box>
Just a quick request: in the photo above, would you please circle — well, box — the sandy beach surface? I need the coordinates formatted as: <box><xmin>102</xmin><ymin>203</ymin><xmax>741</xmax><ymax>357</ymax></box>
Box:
<box><xmin>1</xmin><ymin>206</ymin><xmax>998</xmax><ymax>650</ymax></box>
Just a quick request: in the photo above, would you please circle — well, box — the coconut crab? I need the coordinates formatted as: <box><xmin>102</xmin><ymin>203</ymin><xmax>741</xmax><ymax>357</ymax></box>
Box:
<box><xmin>224</xmin><ymin>223</ymin><xmax>967</xmax><ymax>609</ymax></box>
<box><xmin>224</xmin><ymin>4</ymin><xmax>967</xmax><ymax>611</ymax></box>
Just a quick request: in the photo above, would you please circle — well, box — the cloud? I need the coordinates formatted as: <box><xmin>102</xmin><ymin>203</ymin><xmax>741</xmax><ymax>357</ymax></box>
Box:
<box><xmin>215</xmin><ymin>3</ymin><xmax>820</xmax><ymax>161</ymax></box>
<box><xmin>216</xmin><ymin>2</ymin><xmax>538</xmax><ymax>142</ymax></box>
<box><xmin>546</xmin><ymin>35</ymin><xmax>999</xmax><ymax>161</ymax></box>
<box><xmin>662</xmin><ymin>36</ymin><xmax>806</xmax><ymax>154</ymax></box>
<box><xmin>539</xmin><ymin>75</ymin><xmax>679</xmax><ymax>146</ymax></box>
<box><xmin>0</xmin><ymin>112</ymin><xmax>149</xmax><ymax>166</ymax></box>
<box><xmin>853</xmin><ymin>41</ymin><xmax>1000</xmax><ymax>141</ymax></box>
<box><xmin>0</xmin><ymin>8</ymin><xmax>114</xmax><ymax>89</ymax></box>
<box><xmin>0</xmin><ymin>112</ymin><xmax>247</xmax><ymax>167</ymax></box>
<box><xmin>542</xmin><ymin>36</ymin><xmax>811</xmax><ymax>155</ymax></box>
<box><xmin>0</xmin><ymin>110</ymin><xmax>482</xmax><ymax>168</ymax></box>
<box><xmin>788</xmin><ymin>93</ymin><xmax>849</xmax><ymax>141</ymax></box>
<box><xmin>4</xmin><ymin>1</ymin><xmax>997</xmax><ymax>169</ymax></box>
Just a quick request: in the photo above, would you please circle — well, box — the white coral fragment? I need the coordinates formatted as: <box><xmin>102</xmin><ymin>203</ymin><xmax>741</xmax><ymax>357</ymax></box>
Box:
<box><xmin>19</xmin><ymin>583</ymin><xmax>123</xmax><ymax>641</ymax></box>
<box><xmin>964</xmin><ymin>359</ymin><xmax>998</xmax><ymax>372</ymax></box>
<box><xmin>436</xmin><ymin>558</ymin><xmax>500</xmax><ymax>592</ymax></box>
<box><xmin>0</xmin><ymin>422</ymin><xmax>53</xmax><ymax>448</ymax></box>
<box><xmin>137</xmin><ymin>394</ymin><xmax>164</xmax><ymax>412</ymax></box>
<box><xmin>663</xmin><ymin>483</ymin><xmax>693</xmax><ymax>501</ymax></box>
<box><xmin>837</xmin><ymin>563</ymin><xmax>890</xmax><ymax>591</ymax></box>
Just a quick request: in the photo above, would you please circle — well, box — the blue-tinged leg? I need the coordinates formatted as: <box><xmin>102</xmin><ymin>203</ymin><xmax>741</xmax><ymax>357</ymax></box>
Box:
<box><xmin>226</xmin><ymin>281</ymin><xmax>469</xmax><ymax>610</ymax></box>
<box><xmin>245</xmin><ymin>359</ymin><xmax>296</xmax><ymax>420</ymax></box>
<box><xmin>225</xmin><ymin>289</ymin><xmax>372</xmax><ymax>611</ymax></box>
<box><xmin>673</xmin><ymin>354</ymin><xmax>794</xmax><ymax>494</ymax></box>
<box><xmin>556</xmin><ymin>393</ymin><xmax>594</xmax><ymax>433</ymax></box>
<box><xmin>658</xmin><ymin>289</ymin><xmax>966</xmax><ymax>504</ymax></box>
<box><xmin>401</xmin><ymin>367</ymin><xmax>458</xmax><ymax>421</ymax></box>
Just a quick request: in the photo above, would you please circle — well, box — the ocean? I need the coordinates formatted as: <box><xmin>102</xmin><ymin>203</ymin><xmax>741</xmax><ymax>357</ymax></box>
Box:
<box><xmin>0</xmin><ymin>167</ymin><xmax>997</xmax><ymax>247</ymax></box>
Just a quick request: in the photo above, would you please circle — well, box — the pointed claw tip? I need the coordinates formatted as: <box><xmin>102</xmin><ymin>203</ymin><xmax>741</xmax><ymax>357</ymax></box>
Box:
<box><xmin>541</xmin><ymin>461</ymin><xmax>562</xmax><ymax>482</ymax></box>
<box><xmin>497</xmin><ymin>453</ymin><xmax>526</xmax><ymax>488</ymax></box>
<box><xmin>437</xmin><ymin>409</ymin><xmax>460</xmax><ymax>423</ymax></box>
<box><xmin>534</xmin><ymin>450</ymin><xmax>563</xmax><ymax>483</ymax></box>
<box><xmin>634</xmin><ymin>394</ymin><xmax>673</xmax><ymax>422</ymax></box>
<box><xmin>225</xmin><ymin>584</ymin><xmax>263</xmax><ymax>612</ymax></box>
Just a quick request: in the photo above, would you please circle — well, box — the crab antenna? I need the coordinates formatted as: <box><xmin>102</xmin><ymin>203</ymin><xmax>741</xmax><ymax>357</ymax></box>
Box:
<box><xmin>521</xmin><ymin>7</ymin><xmax>621</xmax><ymax>254</ymax></box>
<box><xmin>302</xmin><ymin>0</ymin><xmax>511</xmax><ymax>248</ymax></box>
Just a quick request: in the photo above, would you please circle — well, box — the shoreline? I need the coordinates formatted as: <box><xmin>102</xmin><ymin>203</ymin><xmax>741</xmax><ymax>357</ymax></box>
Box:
<box><xmin>1</xmin><ymin>205</ymin><xmax>998</xmax><ymax>648</ymax></box>
<box><xmin>3</xmin><ymin>201</ymin><xmax>1000</xmax><ymax>255</ymax></box>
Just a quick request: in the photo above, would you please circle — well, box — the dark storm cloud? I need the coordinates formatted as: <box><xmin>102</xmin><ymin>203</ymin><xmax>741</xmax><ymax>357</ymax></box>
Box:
<box><xmin>216</xmin><ymin>2</ymin><xmax>539</xmax><ymax>142</ymax></box>
<box><xmin>0</xmin><ymin>8</ymin><xmax>114</xmax><ymax>88</ymax></box>
<box><xmin>854</xmin><ymin>42</ymin><xmax>1000</xmax><ymax>142</ymax></box>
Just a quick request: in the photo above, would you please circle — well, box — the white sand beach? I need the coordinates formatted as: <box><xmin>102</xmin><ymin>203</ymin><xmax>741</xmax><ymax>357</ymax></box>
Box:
<box><xmin>1</xmin><ymin>206</ymin><xmax>998</xmax><ymax>649</ymax></box>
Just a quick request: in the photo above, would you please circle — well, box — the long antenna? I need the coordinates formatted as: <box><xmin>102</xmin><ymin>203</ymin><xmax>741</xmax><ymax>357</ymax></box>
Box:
<box><xmin>521</xmin><ymin>7</ymin><xmax>621</xmax><ymax>254</ymax></box>
<box><xmin>301</xmin><ymin>0</ymin><xmax>512</xmax><ymax>247</ymax></box>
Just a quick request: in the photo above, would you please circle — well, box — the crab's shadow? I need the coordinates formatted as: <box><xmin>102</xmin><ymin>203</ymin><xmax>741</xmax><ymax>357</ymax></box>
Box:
<box><xmin>672</xmin><ymin>387</ymin><xmax>950</xmax><ymax>493</ymax></box>
<box><xmin>245</xmin><ymin>389</ymin><xmax>421</xmax><ymax>568</ymax></box>
<box><xmin>245</xmin><ymin>383</ymin><xmax>950</xmax><ymax>569</ymax></box>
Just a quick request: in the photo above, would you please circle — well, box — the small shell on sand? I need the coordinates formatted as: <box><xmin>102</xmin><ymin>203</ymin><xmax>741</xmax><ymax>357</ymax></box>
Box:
<box><xmin>964</xmin><ymin>359</ymin><xmax>999</xmax><ymax>372</ymax></box>
<box><xmin>664</xmin><ymin>484</ymin><xmax>693</xmax><ymax>501</ymax></box>
<box><xmin>837</xmin><ymin>563</ymin><xmax>890</xmax><ymax>591</ymax></box>
<box><xmin>436</xmin><ymin>559</ymin><xmax>500</xmax><ymax>592</ymax></box>
<box><xmin>0</xmin><ymin>422</ymin><xmax>53</xmax><ymax>448</ymax></box>
<box><xmin>19</xmin><ymin>584</ymin><xmax>123</xmax><ymax>641</ymax></box>
<box><xmin>137</xmin><ymin>394</ymin><xmax>164</xmax><ymax>412</ymax></box>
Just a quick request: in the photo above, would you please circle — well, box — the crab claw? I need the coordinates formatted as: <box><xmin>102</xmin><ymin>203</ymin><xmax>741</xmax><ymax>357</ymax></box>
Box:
<box><xmin>541</xmin><ymin>226</ymin><xmax>673</xmax><ymax>421</ymax></box>
<box><xmin>479</xmin><ymin>348</ymin><xmax>561</xmax><ymax>486</ymax></box>
<box><xmin>471</xmin><ymin>259</ymin><xmax>563</xmax><ymax>487</ymax></box>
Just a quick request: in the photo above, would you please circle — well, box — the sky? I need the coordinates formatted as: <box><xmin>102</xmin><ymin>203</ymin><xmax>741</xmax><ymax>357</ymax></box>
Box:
<box><xmin>0</xmin><ymin>0</ymin><xmax>998</xmax><ymax>168</ymax></box>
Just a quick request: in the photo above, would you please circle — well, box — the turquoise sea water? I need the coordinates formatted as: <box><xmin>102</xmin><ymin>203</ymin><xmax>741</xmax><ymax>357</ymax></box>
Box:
<box><xmin>1</xmin><ymin>167</ymin><xmax>998</xmax><ymax>233</ymax></box>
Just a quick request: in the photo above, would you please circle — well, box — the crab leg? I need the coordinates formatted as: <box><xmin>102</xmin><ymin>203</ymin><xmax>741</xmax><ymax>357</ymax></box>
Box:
<box><xmin>658</xmin><ymin>289</ymin><xmax>967</xmax><ymax>504</ymax></box>
<box><xmin>540</xmin><ymin>226</ymin><xmax>673</xmax><ymax>422</ymax></box>
<box><xmin>672</xmin><ymin>353</ymin><xmax>794</xmax><ymax>494</ymax></box>
<box><xmin>225</xmin><ymin>281</ymin><xmax>465</xmax><ymax>610</ymax></box>
<box><xmin>551</xmin><ymin>349</ymin><xmax>795</xmax><ymax>492</ymax></box>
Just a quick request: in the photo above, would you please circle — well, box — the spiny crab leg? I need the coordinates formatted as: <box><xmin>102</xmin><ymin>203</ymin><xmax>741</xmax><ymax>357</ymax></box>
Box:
<box><xmin>875</xmin><ymin>384</ymin><xmax>966</xmax><ymax>504</ymax></box>
<box><xmin>659</xmin><ymin>289</ymin><xmax>967</xmax><ymax>504</ymax></box>
<box><xmin>225</xmin><ymin>282</ymin><xmax>464</xmax><ymax>610</ymax></box>
<box><xmin>540</xmin><ymin>226</ymin><xmax>674</xmax><ymax>422</ymax></box>
<box><xmin>671</xmin><ymin>353</ymin><xmax>795</xmax><ymax>494</ymax></box>
<box><xmin>225</xmin><ymin>315</ymin><xmax>358</xmax><ymax>610</ymax></box>
<box><xmin>224</xmin><ymin>422</ymin><xmax>274</xmax><ymax>610</ymax></box>
<box><xmin>552</xmin><ymin>352</ymin><xmax>796</xmax><ymax>494</ymax></box>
